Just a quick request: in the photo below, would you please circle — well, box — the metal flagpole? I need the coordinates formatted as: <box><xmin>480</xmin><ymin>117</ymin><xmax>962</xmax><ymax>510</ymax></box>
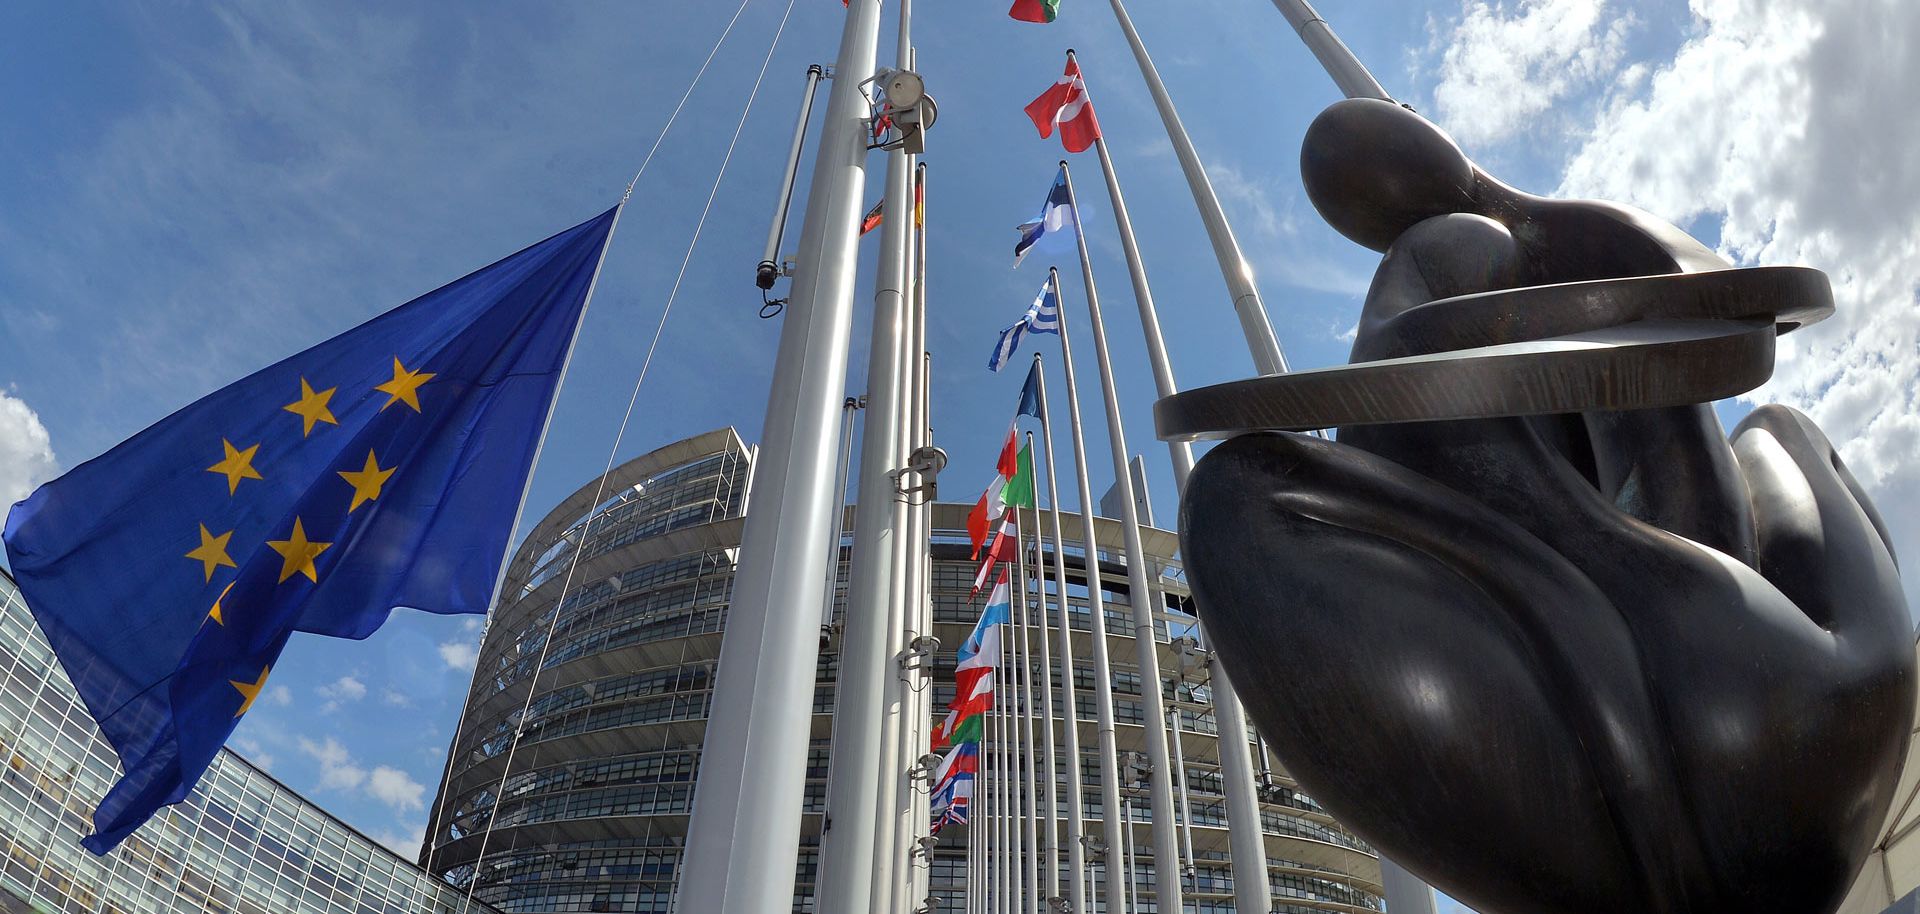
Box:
<box><xmin>1043</xmin><ymin>263</ymin><xmax>1129</xmax><ymax>913</ymax></box>
<box><xmin>905</xmin><ymin>162</ymin><xmax>935</xmax><ymax>914</ymax></box>
<box><xmin>677</xmin><ymin>0</ymin><xmax>882</xmax><ymax>906</ymax></box>
<box><xmin>1031</xmin><ymin>352</ymin><xmax>1087</xmax><ymax>914</ymax></box>
<box><xmin>1023</xmin><ymin>446</ymin><xmax>1062</xmax><ymax>910</ymax></box>
<box><xmin>1121</xmin><ymin>795</ymin><xmax>1136</xmax><ymax>914</ymax></box>
<box><xmin>1268</xmin><ymin>0</ymin><xmax>1392</xmax><ymax>101</ymax></box>
<box><xmin>1070</xmin><ymin>32</ymin><xmax>1283</xmax><ymax>909</ymax></box>
<box><xmin>1058</xmin><ymin>160</ymin><xmax>1183</xmax><ymax>914</ymax></box>
<box><xmin>1167</xmin><ymin>706</ymin><xmax>1196</xmax><ymax>888</ymax></box>
<box><xmin>817</xmin><ymin>0</ymin><xmax>915</xmax><ymax>907</ymax></box>
<box><xmin>1005</xmin><ymin>571</ymin><xmax>1027</xmax><ymax>913</ymax></box>
<box><xmin>998</xmin><ymin>633</ymin><xmax>1013</xmax><ymax>914</ymax></box>
<box><xmin>1015</xmin><ymin>511</ymin><xmax>1043</xmax><ymax>914</ymax></box>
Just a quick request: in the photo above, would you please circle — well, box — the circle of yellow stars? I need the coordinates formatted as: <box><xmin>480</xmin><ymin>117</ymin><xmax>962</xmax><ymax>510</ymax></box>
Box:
<box><xmin>182</xmin><ymin>356</ymin><xmax>433</xmax><ymax>717</ymax></box>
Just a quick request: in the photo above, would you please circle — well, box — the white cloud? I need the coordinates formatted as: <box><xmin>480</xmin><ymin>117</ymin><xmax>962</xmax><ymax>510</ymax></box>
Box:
<box><xmin>438</xmin><ymin>640</ymin><xmax>478</xmax><ymax>671</ymax></box>
<box><xmin>231</xmin><ymin>736</ymin><xmax>275</xmax><ymax>772</ymax></box>
<box><xmin>381</xmin><ymin>688</ymin><xmax>413</xmax><ymax>708</ymax></box>
<box><xmin>0</xmin><ymin>390</ymin><xmax>57</xmax><ymax>507</ymax></box>
<box><xmin>1556</xmin><ymin>0</ymin><xmax>1920</xmax><ymax>611</ymax></box>
<box><xmin>366</xmin><ymin>766</ymin><xmax>427</xmax><ymax>814</ymax></box>
<box><xmin>298</xmin><ymin>736</ymin><xmax>367</xmax><ymax>792</ymax></box>
<box><xmin>318</xmin><ymin>675</ymin><xmax>367</xmax><ymax>701</ymax></box>
<box><xmin>1428</xmin><ymin>0</ymin><xmax>1635</xmax><ymax>146</ymax></box>
<box><xmin>268</xmin><ymin>685</ymin><xmax>293</xmax><ymax>707</ymax></box>
<box><xmin>369</xmin><ymin>823</ymin><xmax>425</xmax><ymax>859</ymax></box>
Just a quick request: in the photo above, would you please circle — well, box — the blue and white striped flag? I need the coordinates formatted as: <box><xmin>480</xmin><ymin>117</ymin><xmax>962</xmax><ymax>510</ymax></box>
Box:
<box><xmin>1012</xmin><ymin>164</ymin><xmax>1076</xmax><ymax>267</ymax></box>
<box><xmin>987</xmin><ymin>281</ymin><xmax>1061</xmax><ymax>372</ymax></box>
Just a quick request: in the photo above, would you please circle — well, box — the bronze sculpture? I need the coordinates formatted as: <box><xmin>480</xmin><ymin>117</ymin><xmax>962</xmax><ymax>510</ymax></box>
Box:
<box><xmin>1164</xmin><ymin>98</ymin><xmax>1914</xmax><ymax>914</ymax></box>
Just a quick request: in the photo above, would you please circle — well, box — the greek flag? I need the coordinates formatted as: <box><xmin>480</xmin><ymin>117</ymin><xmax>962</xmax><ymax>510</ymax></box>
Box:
<box><xmin>987</xmin><ymin>281</ymin><xmax>1061</xmax><ymax>372</ymax></box>
<box><xmin>1012</xmin><ymin>164</ymin><xmax>1076</xmax><ymax>267</ymax></box>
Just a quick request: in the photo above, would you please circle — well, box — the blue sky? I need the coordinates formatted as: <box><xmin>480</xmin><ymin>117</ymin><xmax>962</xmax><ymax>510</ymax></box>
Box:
<box><xmin>2</xmin><ymin>0</ymin><xmax>1915</xmax><ymax>902</ymax></box>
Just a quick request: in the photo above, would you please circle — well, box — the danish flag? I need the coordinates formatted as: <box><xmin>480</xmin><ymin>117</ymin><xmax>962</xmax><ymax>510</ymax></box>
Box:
<box><xmin>1024</xmin><ymin>56</ymin><xmax>1102</xmax><ymax>154</ymax></box>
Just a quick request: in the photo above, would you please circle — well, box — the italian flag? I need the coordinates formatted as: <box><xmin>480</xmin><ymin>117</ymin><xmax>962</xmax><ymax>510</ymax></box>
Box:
<box><xmin>1009</xmin><ymin>0</ymin><xmax>1061</xmax><ymax>23</ymax></box>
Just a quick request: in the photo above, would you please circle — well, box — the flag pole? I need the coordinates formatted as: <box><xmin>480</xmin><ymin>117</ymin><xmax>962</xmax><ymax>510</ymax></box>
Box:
<box><xmin>1069</xmin><ymin>36</ymin><xmax>1281</xmax><ymax>912</ymax></box>
<box><xmin>1031</xmin><ymin>350</ymin><xmax>1087</xmax><ymax>914</ymax></box>
<box><xmin>1043</xmin><ymin>261</ymin><xmax>1131</xmax><ymax>912</ymax></box>
<box><xmin>1267</xmin><ymin>0</ymin><xmax>1392</xmax><ymax>101</ymax></box>
<box><xmin>1023</xmin><ymin>443</ymin><xmax>1062</xmax><ymax>910</ymax></box>
<box><xmin>908</xmin><ymin>162</ymin><xmax>935</xmax><ymax>914</ymax></box>
<box><xmin>1015</xmin><ymin>510</ymin><xmax>1043</xmax><ymax>914</ymax></box>
<box><xmin>677</xmin><ymin>0</ymin><xmax>882</xmax><ymax>905</ymax></box>
<box><xmin>998</xmin><ymin>627</ymin><xmax>1014</xmax><ymax>914</ymax></box>
<box><xmin>815</xmin><ymin>0</ymin><xmax>916</xmax><ymax>907</ymax></box>
<box><xmin>1058</xmin><ymin>159</ymin><xmax>1184</xmax><ymax>914</ymax></box>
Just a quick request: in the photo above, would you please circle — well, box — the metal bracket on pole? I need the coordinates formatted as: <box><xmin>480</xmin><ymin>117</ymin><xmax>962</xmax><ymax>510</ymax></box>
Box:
<box><xmin>888</xmin><ymin>445</ymin><xmax>947</xmax><ymax>502</ymax></box>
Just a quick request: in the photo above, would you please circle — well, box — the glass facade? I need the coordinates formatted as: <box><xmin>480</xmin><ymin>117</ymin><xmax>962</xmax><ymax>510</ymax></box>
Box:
<box><xmin>425</xmin><ymin>428</ymin><xmax>1384</xmax><ymax>913</ymax></box>
<box><xmin>0</xmin><ymin>568</ymin><xmax>492</xmax><ymax>914</ymax></box>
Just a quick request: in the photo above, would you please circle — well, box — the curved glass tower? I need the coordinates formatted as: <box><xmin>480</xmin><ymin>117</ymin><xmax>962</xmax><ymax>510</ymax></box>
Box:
<box><xmin>423</xmin><ymin>428</ymin><xmax>1384</xmax><ymax>913</ymax></box>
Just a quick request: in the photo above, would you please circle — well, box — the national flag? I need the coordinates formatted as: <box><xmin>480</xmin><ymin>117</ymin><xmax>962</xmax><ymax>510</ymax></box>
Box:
<box><xmin>1013</xmin><ymin>165</ymin><xmax>1077</xmax><ymax>267</ymax></box>
<box><xmin>973</xmin><ymin>512</ymin><xmax>1019</xmax><ymax>595</ymax></box>
<box><xmin>966</xmin><ymin>425</ymin><xmax>1023</xmax><ymax>556</ymax></box>
<box><xmin>932</xmin><ymin>772</ymin><xmax>974</xmax><ymax>833</ymax></box>
<box><xmin>933</xmin><ymin>741</ymin><xmax>981</xmax><ymax>787</ymax></box>
<box><xmin>860</xmin><ymin>199</ymin><xmax>885</xmax><ymax>236</ymax></box>
<box><xmin>1018</xmin><ymin>359</ymin><xmax>1044</xmax><ymax>421</ymax></box>
<box><xmin>988</xmin><ymin>282</ymin><xmax>1061</xmax><ymax>372</ymax></box>
<box><xmin>2</xmin><ymin>209</ymin><xmax>619</xmax><ymax>853</ymax></box>
<box><xmin>914</xmin><ymin>174</ymin><xmax>926</xmax><ymax>228</ymax></box>
<box><xmin>950</xmin><ymin>666</ymin><xmax>996</xmax><ymax>722</ymax></box>
<box><xmin>1009</xmin><ymin>0</ymin><xmax>1062</xmax><ymax>23</ymax></box>
<box><xmin>1002</xmin><ymin>444</ymin><xmax>1036</xmax><ymax>510</ymax></box>
<box><xmin>958</xmin><ymin>578</ymin><xmax>1011</xmax><ymax>662</ymax></box>
<box><xmin>1025</xmin><ymin>57</ymin><xmax>1102</xmax><ymax>153</ymax></box>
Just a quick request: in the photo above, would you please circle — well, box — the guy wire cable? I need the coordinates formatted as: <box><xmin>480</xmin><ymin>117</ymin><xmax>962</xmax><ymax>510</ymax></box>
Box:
<box><xmin>446</xmin><ymin>0</ymin><xmax>804</xmax><ymax>908</ymax></box>
<box><xmin>420</xmin><ymin>0</ymin><xmax>758</xmax><ymax>882</ymax></box>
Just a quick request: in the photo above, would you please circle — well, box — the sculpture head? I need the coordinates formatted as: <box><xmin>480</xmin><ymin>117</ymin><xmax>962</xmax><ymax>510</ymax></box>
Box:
<box><xmin>1301</xmin><ymin>98</ymin><xmax>1477</xmax><ymax>252</ymax></box>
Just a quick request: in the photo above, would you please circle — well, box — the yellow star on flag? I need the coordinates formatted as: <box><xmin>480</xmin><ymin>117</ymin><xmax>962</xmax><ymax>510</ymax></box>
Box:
<box><xmin>282</xmin><ymin>377</ymin><xmax>339</xmax><ymax>437</ymax></box>
<box><xmin>374</xmin><ymin>357</ymin><xmax>435</xmax><ymax>413</ymax></box>
<box><xmin>266</xmin><ymin>517</ymin><xmax>332</xmax><ymax>584</ymax></box>
<box><xmin>206</xmin><ymin>439</ymin><xmax>264</xmax><ymax>495</ymax></box>
<box><xmin>185</xmin><ymin>524</ymin><xmax>238</xmax><ymax>581</ymax></box>
<box><xmin>338</xmin><ymin>450</ymin><xmax>395</xmax><ymax>513</ymax></box>
<box><xmin>208</xmin><ymin>582</ymin><xmax>234</xmax><ymax>626</ymax></box>
<box><xmin>230</xmin><ymin>666</ymin><xmax>271</xmax><ymax>717</ymax></box>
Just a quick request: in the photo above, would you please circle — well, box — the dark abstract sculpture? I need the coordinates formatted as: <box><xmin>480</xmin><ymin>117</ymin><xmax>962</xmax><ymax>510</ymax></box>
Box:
<box><xmin>1165</xmin><ymin>99</ymin><xmax>1914</xmax><ymax>914</ymax></box>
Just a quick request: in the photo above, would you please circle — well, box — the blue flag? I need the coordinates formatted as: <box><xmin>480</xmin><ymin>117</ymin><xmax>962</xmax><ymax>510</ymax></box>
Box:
<box><xmin>2</xmin><ymin>207</ymin><xmax>618</xmax><ymax>852</ymax></box>
<box><xmin>987</xmin><ymin>281</ymin><xmax>1061</xmax><ymax>372</ymax></box>
<box><xmin>1018</xmin><ymin>361</ymin><xmax>1044</xmax><ymax>421</ymax></box>
<box><xmin>1012</xmin><ymin>164</ymin><xmax>1076</xmax><ymax>267</ymax></box>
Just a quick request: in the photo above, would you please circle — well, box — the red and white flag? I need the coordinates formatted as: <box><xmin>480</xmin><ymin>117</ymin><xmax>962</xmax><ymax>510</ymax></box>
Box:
<box><xmin>1024</xmin><ymin>57</ymin><xmax>1102</xmax><ymax>154</ymax></box>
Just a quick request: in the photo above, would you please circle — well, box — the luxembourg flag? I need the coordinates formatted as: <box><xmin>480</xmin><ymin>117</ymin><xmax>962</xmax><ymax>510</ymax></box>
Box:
<box><xmin>1024</xmin><ymin>56</ymin><xmax>1102</xmax><ymax>153</ymax></box>
<box><xmin>1013</xmin><ymin>165</ymin><xmax>1077</xmax><ymax>267</ymax></box>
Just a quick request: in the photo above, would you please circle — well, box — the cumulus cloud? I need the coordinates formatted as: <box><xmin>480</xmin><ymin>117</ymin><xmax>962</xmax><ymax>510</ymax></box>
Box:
<box><xmin>1429</xmin><ymin>0</ymin><xmax>1635</xmax><ymax>146</ymax></box>
<box><xmin>366</xmin><ymin>766</ymin><xmax>426</xmax><ymax>814</ymax></box>
<box><xmin>298</xmin><ymin>736</ymin><xmax>367</xmax><ymax>792</ymax></box>
<box><xmin>438</xmin><ymin>640</ymin><xmax>478</xmax><ymax>671</ymax></box>
<box><xmin>1555</xmin><ymin>0</ymin><xmax>1920</xmax><ymax>612</ymax></box>
<box><xmin>231</xmin><ymin>736</ymin><xmax>275</xmax><ymax>771</ymax></box>
<box><xmin>268</xmin><ymin>685</ymin><xmax>293</xmax><ymax>707</ymax></box>
<box><xmin>0</xmin><ymin>390</ymin><xmax>57</xmax><ymax>507</ymax></box>
<box><xmin>318</xmin><ymin>675</ymin><xmax>367</xmax><ymax>701</ymax></box>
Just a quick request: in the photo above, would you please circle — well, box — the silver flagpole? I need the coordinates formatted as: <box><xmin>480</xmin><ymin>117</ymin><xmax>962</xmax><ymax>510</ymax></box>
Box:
<box><xmin>906</xmin><ymin>166</ymin><xmax>936</xmax><ymax>914</ymax></box>
<box><xmin>677</xmin><ymin>0</ymin><xmax>882</xmax><ymax>904</ymax></box>
<box><xmin>1073</xmin><ymin>27</ymin><xmax>1292</xmax><ymax>908</ymax></box>
<box><xmin>1043</xmin><ymin>261</ymin><xmax>1129</xmax><ymax>913</ymax></box>
<box><xmin>1006</xmin><ymin>562</ymin><xmax>1027</xmax><ymax>913</ymax></box>
<box><xmin>1058</xmin><ymin>159</ymin><xmax>1183</xmax><ymax>914</ymax></box>
<box><xmin>1015</xmin><ymin>510</ymin><xmax>1043</xmax><ymax>914</ymax></box>
<box><xmin>1024</xmin><ymin>440</ymin><xmax>1062</xmax><ymax>910</ymax></box>
<box><xmin>1268</xmin><ymin>0</ymin><xmax>1392</xmax><ymax>101</ymax></box>
<box><xmin>1167</xmin><ymin>705</ymin><xmax>1196</xmax><ymax>887</ymax></box>
<box><xmin>817</xmin><ymin>0</ymin><xmax>914</xmax><ymax>906</ymax></box>
<box><xmin>998</xmin><ymin>627</ymin><xmax>1014</xmax><ymax>914</ymax></box>
<box><xmin>1031</xmin><ymin>350</ymin><xmax>1088</xmax><ymax>914</ymax></box>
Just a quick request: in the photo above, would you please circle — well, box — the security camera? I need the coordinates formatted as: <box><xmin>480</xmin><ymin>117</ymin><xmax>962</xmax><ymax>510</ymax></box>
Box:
<box><xmin>890</xmin><ymin>445</ymin><xmax>949</xmax><ymax>500</ymax></box>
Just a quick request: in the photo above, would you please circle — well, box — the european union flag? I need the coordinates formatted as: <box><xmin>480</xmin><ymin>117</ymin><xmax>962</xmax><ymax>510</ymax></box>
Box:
<box><xmin>2</xmin><ymin>207</ymin><xmax>618</xmax><ymax>852</ymax></box>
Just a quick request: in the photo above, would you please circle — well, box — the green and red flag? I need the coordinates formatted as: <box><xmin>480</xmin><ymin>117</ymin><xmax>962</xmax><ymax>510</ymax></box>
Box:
<box><xmin>1009</xmin><ymin>0</ymin><xmax>1061</xmax><ymax>23</ymax></box>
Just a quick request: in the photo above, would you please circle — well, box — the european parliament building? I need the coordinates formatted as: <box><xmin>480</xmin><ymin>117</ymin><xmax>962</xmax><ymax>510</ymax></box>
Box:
<box><xmin>0</xmin><ymin>568</ymin><xmax>487</xmax><ymax>914</ymax></box>
<box><xmin>421</xmin><ymin>428</ymin><xmax>1387</xmax><ymax>913</ymax></box>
